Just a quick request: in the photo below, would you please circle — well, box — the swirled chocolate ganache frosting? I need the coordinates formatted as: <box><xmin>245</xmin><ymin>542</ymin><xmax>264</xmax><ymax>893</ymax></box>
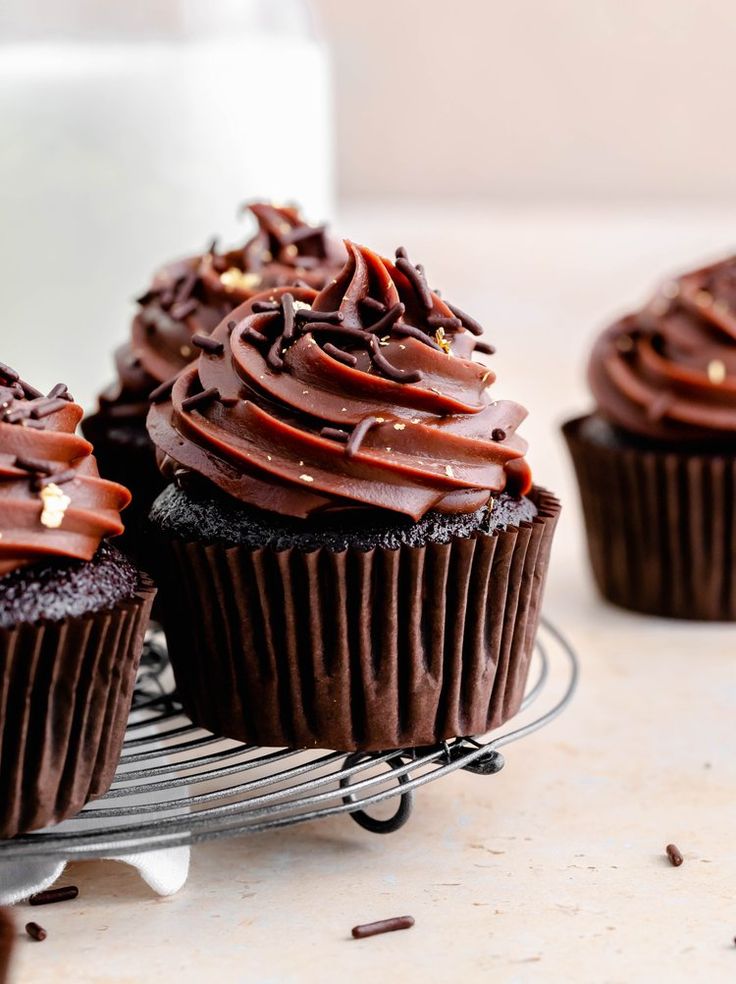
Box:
<box><xmin>0</xmin><ymin>364</ymin><xmax>129</xmax><ymax>575</ymax></box>
<box><xmin>589</xmin><ymin>255</ymin><xmax>736</xmax><ymax>446</ymax></box>
<box><xmin>148</xmin><ymin>241</ymin><xmax>532</xmax><ymax>521</ymax></box>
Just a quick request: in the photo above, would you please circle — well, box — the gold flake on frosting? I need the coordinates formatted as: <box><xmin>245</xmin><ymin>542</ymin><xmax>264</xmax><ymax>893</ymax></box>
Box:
<box><xmin>707</xmin><ymin>359</ymin><xmax>727</xmax><ymax>384</ymax></box>
<box><xmin>39</xmin><ymin>482</ymin><xmax>72</xmax><ymax>529</ymax></box>
<box><xmin>220</xmin><ymin>268</ymin><xmax>262</xmax><ymax>292</ymax></box>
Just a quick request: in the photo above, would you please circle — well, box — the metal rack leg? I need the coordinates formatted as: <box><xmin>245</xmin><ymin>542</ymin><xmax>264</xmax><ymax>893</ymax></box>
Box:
<box><xmin>340</xmin><ymin>753</ymin><xmax>415</xmax><ymax>834</ymax></box>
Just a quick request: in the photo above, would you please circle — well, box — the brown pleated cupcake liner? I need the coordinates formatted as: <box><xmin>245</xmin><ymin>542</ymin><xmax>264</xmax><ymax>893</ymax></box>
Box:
<box><xmin>0</xmin><ymin>907</ymin><xmax>13</xmax><ymax>984</ymax></box>
<box><xmin>563</xmin><ymin>415</ymin><xmax>736</xmax><ymax>620</ymax></box>
<box><xmin>155</xmin><ymin>488</ymin><xmax>560</xmax><ymax>752</ymax></box>
<box><xmin>0</xmin><ymin>576</ymin><xmax>156</xmax><ymax>839</ymax></box>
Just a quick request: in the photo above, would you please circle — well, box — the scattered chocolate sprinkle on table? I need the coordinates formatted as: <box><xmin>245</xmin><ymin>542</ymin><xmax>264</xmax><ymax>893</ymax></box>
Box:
<box><xmin>25</xmin><ymin>922</ymin><xmax>47</xmax><ymax>942</ymax></box>
<box><xmin>351</xmin><ymin>916</ymin><xmax>415</xmax><ymax>939</ymax></box>
<box><xmin>665</xmin><ymin>844</ymin><xmax>684</xmax><ymax>867</ymax></box>
<box><xmin>29</xmin><ymin>886</ymin><xmax>79</xmax><ymax>906</ymax></box>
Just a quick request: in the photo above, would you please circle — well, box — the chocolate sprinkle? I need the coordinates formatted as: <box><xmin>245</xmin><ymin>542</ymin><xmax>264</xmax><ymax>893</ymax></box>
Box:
<box><xmin>192</xmin><ymin>334</ymin><xmax>224</xmax><ymax>355</ymax></box>
<box><xmin>47</xmin><ymin>383</ymin><xmax>73</xmax><ymax>401</ymax></box>
<box><xmin>242</xmin><ymin>326</ymin><xmax>269</xmax><ymax>345</ymax></box>
<box><xmin>37</xmin><ymin>469</ymin><xmax>76</xmax><ymax>489</ymax></box>
<box><xmin>346</xmin><ymin>415</ymin><xmax>381</xmax><ymax>457</ymax></box>
<box><xmin>21</xmin><ymin>380</ymin><xmax>44</xmax><ymax>400</ymax></box>
<box><xmin>427</xmin><ymin>314</ymin><xmax>462</xmax><ymax>331</ymax></box>
<box><xmin>181</xmin><ymin>387</ymin><xmax>220</xmax><ymax>412</ymax></box>
<box><xmin>395</xmin><ymin>247</ymin><xmax>433</xmax><ymax>310</ymax></box>
<box><xmin>30</xmin><ymin>397</ymin><xmax>68</xmax><ymax>420</ymax></box>
<box><xmin>351</xmin><ymin>916</ymin><xmax>415</xmax><ymax>939</ymax></box>
<box><xmin>666</xmin><ymin>843</ymin><xmax>684</xmax><ymax>867</ymax></box>
<box><xmin>25</xmin><ymin>922</ymin><xmax>47</xmax><ymax>942</ymax></box>
<box><xmin>364</xmin><ymin>302</ymin><xmax>405</xmax><ymax>335</ymax></box>
<box><xmin>29</xmin><ymin>886</ymin><xmax>79</xmax><ymax>906</ymax></box>
<box><xmin>266</xmin><ymin>336</ymin><xmax>285</xmax><ymax>371</ymax></box>
<box><xmin>149</xmin><ymin>378</ymin><xmax>175</xmax><ymax>404</ymax></box>
<box><xmin>392</xmin><ymin>322</ymin><xmax>443</xmax><ymax>351</ymax></box>
<box><xmin>369</xmin><ymin>335</ymin><xmax>422</xmax><ymax>382</ymax></box>
<box><xmin>14</xmin><ymin>456</ymin><xmax>53</xmax><ymax>475</ymax></box>
<box><xmin>360</xmin><ymin>296</ymin><xmax>387</xmax><ymax>314</ymax></box>
<box><xmin>320</xmin><ymin>426</ymin><xmax>349</xmax><ymax>442</ymax></box>
<box><xmin>296</xmin><ymin>308</ymin><xmax>343</xmax><ymax>325</ymax></box>
<box><xmin>446</xmin><ymin>301</ymin><xmax>483</xmax><ymax>336</ymax></box>
<box><xmin>0</xmin><ymin>362</ymin><xmax>20</xmax><ymax>383</ymax></box>
<box><xmin>281</xmin><ymin>292</ymin><xmax>296</xmax><ymax>341</ymax></box>
<box><xmin>474</xmin><ymin>339</ymin><xmax>496</xmax><ymax>355</ymax></box>
<box><xmin>251</xmin><ymin>301</ymin><xmax>280</xmax><ymax>313</ymax></box>
<box><xmin>492</xmin><ymin>428</ymin><xmax>506</xmax><ymax>442</ymax></box>
<box><xmin>323</xmin><ymin>343</ymin><xmax>358</xmax><ymax>367</ymax></box>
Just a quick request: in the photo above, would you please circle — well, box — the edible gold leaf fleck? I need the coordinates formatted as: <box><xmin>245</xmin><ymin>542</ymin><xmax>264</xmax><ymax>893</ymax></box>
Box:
<box><xmin>434</xmin><ymin>326</ymin><xmax>452</xmax><ymax>354</ymax></box>
<box><xmin>707</xmin><ymin>359</ymin><xmax>726</xmax><ymax>384</ymax></box>
<box><xmin>220</xmin><ymin>268</ymin><xmax>262</xmax><ymax>292</ymax></box>
<box><xmin>39</xmin><ymin>482</ymin><xmax>71</xmax><ymax>529</ymax></box>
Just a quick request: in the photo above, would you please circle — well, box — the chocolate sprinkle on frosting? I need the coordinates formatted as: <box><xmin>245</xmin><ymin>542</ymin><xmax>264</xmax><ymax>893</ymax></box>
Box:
<box><xmin>192</xmin><ymin>334</ymin><xmax>225</xmax><ymax>355</ymax></box>
<box><xmin>181</xmin><ymin>386</ymin><xmax>220</xmax><ymax>412</ymax></box>
<box><xmin>149</xmin><ymin>378</ymin><xmax>176</xmax><ymax>404</ymax></box>
<box><xmin>346</xmin><ymin>415</ymin><xmax>381</xmax><ymax>458</ymax></box>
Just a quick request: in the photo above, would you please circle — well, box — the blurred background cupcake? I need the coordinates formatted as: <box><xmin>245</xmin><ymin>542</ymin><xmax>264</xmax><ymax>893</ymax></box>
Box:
<box><xmin>82</xmin><ymin>203</ymin><xmax>344</xmax><ymax>554</ymax></box>
<box><xmin>0</xmin><ymin>365</ymin><xmax>155</xmax><ymax>837</ymax></box>
<box><xmin>146</xmin><ymin>241</ymin><xmax>560</xmax><ymax>751</ymax></box>
<box><xmin>563</xmin><ymin>254</ymin><xmax>736</xmax><ymax>620</ymax></box>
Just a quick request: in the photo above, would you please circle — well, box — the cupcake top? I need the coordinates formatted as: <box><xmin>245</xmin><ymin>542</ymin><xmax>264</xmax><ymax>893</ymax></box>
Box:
<box><xmin>148</xmin><ymin>241</ymin><xmax>532</xmax><ymax>522</ymax></box>
<box><xmin>0</xmin><ymin>365</ymin><xmax>130</xmax><ymax>575</ymax></box>
<box><xmin>589</xmin><ymin>254</ymin><xmax>736</xmax><ymax>445</ymax></box>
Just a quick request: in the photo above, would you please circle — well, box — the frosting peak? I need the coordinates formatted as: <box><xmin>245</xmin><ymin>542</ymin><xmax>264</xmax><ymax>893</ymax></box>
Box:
<box><xmin>148</xmin><ymin>242</ymin><xmax>531</xmax><ymax>521</ymax></box>
<box><xmin>589</xmin><ymin>254</ymin><xmax>736</xmax><ymax>444</ymax></box>
<box><xmin>0</xmin><ymin>366</ymin><xmax>130</xmax><ymax>575</ymax></box>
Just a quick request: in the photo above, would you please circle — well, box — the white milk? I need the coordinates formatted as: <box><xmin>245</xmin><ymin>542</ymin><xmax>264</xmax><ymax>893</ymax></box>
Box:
<box><xmin>0</xmin><ymin>0</ymin><xmax>334</xmax><ymax>408</ymax></box>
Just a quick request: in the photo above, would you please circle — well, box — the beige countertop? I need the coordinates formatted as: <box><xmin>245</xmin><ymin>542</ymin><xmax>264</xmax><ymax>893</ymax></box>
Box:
<box><xmin>8</xmin><ymin>203</ymin><xmax>736</xmax><ymax>984</ymax></box>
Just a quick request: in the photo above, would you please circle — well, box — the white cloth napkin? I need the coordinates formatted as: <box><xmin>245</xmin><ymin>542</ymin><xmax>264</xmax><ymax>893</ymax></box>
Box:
<box><xmin>0</xmin><ymin>846</ymin><xmax>190</xmax><ymax>904</ymax></box>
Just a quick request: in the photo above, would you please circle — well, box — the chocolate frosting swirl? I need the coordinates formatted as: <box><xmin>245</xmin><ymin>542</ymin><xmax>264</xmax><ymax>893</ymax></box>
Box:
<box><xmin>0</xmin><ymin>366</ymin><xmax>130</xmax><ymax>575</ymax></box>
<box><xmin>589</xmin><ymin>255</ymin><xmax>736</xmax><ymax>445</ymax></box>
<box><xmin>147</xmin><ymin>242</ymin><xmax>531</xmax><ymax>521</ymax></box>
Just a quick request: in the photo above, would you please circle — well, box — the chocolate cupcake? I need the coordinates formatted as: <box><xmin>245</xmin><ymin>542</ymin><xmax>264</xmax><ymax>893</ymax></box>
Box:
<box><xmin>0</xmin><ymin>907</ymin><xmax>12</xmax><ymax>984</ymax></box>
<box><xmin>0</xmin><ymin>366</ymin><xmax>155</xmax><ymax>838</ymax></box>
<box><xmin>83</xmin><ymin>203</ymin><xmax>344</xmax><ymax>554</ymax></box>
<box><xmin>564</xmin><ymin>254</ymin><xmax>736</xmax><ymax>619</ymax></box>
<box><xmin>147</xmin><ymin>242</ymin><xmax>560</xmax><ymax>751</ymax></box>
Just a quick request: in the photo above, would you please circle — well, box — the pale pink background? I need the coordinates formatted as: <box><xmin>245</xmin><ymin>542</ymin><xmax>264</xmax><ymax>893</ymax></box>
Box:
<box><xmin>315</xmin><ymin>0</ymin><xmax>736</xmax><ymax>202</ymax></box>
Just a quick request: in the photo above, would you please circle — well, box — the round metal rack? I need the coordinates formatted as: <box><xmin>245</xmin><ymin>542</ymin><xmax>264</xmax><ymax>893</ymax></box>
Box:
<box><xmin>0</xmin><ymin>618</ymin><xmax>577</xmax><ymax>862</ymax></box>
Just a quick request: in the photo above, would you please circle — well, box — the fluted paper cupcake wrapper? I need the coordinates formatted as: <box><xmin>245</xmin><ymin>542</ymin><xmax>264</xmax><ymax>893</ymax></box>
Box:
<box><xmin>564</xmin><ymin>415</ymin><xmax>736</xmax><ymax>620</ymax></box>
<box><xmin>0</xmin><ymin>907</ymin><xmax>12</xmax><ymax>984</ymax></box>
<box><xmin>156</xmin><ymin>488</ymin><xmax>560</xmax><ymax>752</ymax></box>
<box><xmin>0</xmin><ymin>576</ymin><xmax>156</xmax><ymax>839</ymax></box>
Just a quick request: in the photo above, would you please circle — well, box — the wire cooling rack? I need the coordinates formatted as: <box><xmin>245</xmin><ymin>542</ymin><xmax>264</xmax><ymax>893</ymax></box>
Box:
<box><xmin>0</xmin><ymin>619</ymin><xmax>577</xmax><ymax>862</ymax></box>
